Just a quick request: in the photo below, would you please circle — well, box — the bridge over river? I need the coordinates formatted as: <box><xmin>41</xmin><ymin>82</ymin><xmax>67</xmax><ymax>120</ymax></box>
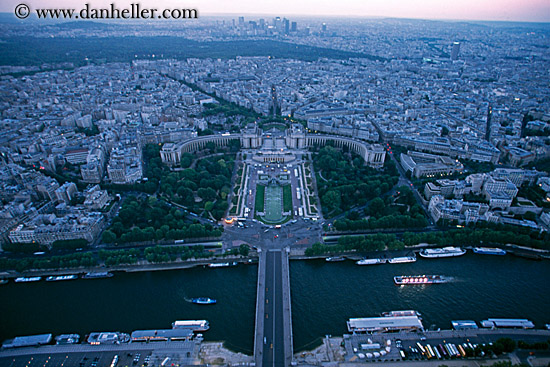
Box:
<box><xmin>254</xmin><ymin>248</ymin><xmax>293</xmax><ymax>367</ymax></box>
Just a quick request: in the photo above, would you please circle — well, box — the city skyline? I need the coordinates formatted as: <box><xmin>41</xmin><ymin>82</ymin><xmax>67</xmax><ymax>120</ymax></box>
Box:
<box><xmin>1</xmin><ymin>0</ymin><xmax>550</xmax><ymax>22</ymax></box>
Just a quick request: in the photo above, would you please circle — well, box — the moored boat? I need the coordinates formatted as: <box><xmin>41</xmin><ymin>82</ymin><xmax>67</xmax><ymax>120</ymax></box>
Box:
<box><xmin>208</xmin><ymin>263</ymin><xmax>230</xmax><ymax>268</ymax></box>
<box><xmin>46</xmin><ymin>275</ymin><xmax>78</xmax><ymax>282</ymax></box>
<box><xmin>87</xmin><ymin>331</ymin><xmax>130</xmax><ymax>344</ymax></box>
<box><xmin>451</xmin><ymin>320</ymin><xmax>478</xmax><ymax>330</ymax></box>
<box><xmin>388</xmin><ymin>256</ymin><xmax>417</xmax><ymax>264</ymax></box>
<box><xmin>14</xmin><ymin>276</ymin><xmax>41</xmax><ymax>283</ymax></box>
<box><xmin>473</xmin><ymin>247</ymin><xmax>506</xmax><ymax>255</ymax></box>
<box><xmin>356</xmin><ymin>258</ymin><xmax>386</xmax><ymax>265</ymax></box>
<box><xmin>419</xmin><ymin>247</ymin><xmax>466</xmax><ymax>258</ymax></box>
<box><xmin>381</xmin><ymin>310</ymin><xmax>422</xmax><ymax>317</ymax></box>
<box><xmin>82</xmin><ymin>272</ymin><xmax>113</xmax><ymax>279</ymax></box>
<box><xmin>172</xmin><ymin>320</ymin><xmax>210</xmax><ymax>331</ymax></box>
<box><xmin>191</xmin><ymin>297</ymin><xmax>217</xmax><ymax>305</ymax></box>
<box><xmin>394</xmin><ymin>275</ymin><xmax>451</xmax><ymax>285</ymax></box>
<box><xmin>55</xmin><ymin>334</ymin><xmax>80</xmax><ymax>344</ymax></box>
<box><xmin>326</xmin><ymin>256</ymin><xmax>345</xmax><ymax>262</ymax></box>
<box><xmin>481</xmin><ymin>318</ymin><xmax>535</xmax><ymax>329</ymax></box>
<box><xmin>0</xmin><ymin>279</ymin><xmax>8</xmax><ymax>285</ymax></box>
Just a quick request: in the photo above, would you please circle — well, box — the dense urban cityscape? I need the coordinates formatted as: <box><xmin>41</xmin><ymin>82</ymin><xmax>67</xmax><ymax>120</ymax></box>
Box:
<box><xmin>0</xmin><ymin>11</ymin><xmax>549</xmax><ymax>367</ymax></box>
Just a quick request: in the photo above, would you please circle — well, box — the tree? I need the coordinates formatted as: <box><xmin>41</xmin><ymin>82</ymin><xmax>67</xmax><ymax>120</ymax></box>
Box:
<box><xmin>198</xmin><ymin>128</ymin><xmax>214</xmax><ymax>136</ymax></box>
<box><xmin>495</xmin><ymin>338</ymin><xmax>516</xmax><ymax>353</ymax></box>
<box><xmin>368</xmin><ymin>197</ymin><xmax>386</xmax><ymax>217</ymax></box>
<box><xmin>52</xmin><ymin>239</ymin><xmax>88</xmax><ymax>250</ymax></box>
<box><xmin>155</xmin><ymin>229</ymin><xmax>164</xmax><ymax>241</ymax></box>
<box><xmin>110</xmin><ymin>221</ymin><xmax>125</xmax><ymax>237</ymax></box>
<box><xmin>347</xmin><ymin>211</ymin><xmax>360</xmax><ymax>220</ymax></box>
<box><xmin>204</xmin><ymin>201</ymin><xmax>214</xmax><ymax>212</ymax></box>
<box><xmin>322</xmin><ymin>190</ymin><xmax>341</xmax><ymax>212</ymax></box>
<box><xmin>118</xmin><ymin>208</ymin><xmax>136</xmax><ymax>226</ymax></box>
<box><xmin>198</xmin><ymin>187</ymin><xmax>217</xmax><ymax>201</ymax></box>
<box><xmin>239</xmin><ymin>244</ymin><xmax>250</xmax><ymax>256</ymax></box>
<box><xmin>180</xmin><ymin>154</ymin><xmax>193</xmax><ymax>168</ymax></box>
<box><xmin>177</xmin><ymin>186</ymin><xmax>193</xmax><ymax>199</ymax></box>
<box><xmin>523</xmin><ymin>211</ymin><xmax>537</xmax><ymax>221</ymax></box>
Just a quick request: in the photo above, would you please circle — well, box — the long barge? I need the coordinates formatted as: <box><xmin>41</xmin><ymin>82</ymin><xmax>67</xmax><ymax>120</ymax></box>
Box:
<box><xmin>388</xmin><ymin>256</ymin><xmax>417</xmax><ymax>264</ymax></box>
<box><xmin>473</xmin><ymin>247</ymin><xmax>507</xmax><ymax>255</ymax></box>
<box><xmin>381</xmin><ymin>310</ymin><xmax>421</xmax><ymax>317</ymax></box>
<box><xmin>356</xmin><ymin>258</ymin><xmax>386</xmax><ymax>265</ymax></box>
<box><xmin>82</xmin><ymin>272</ymin><xmax>113</xmax><ymax>279</ymax></box>
<box><xmin>419</xmin><ymin>247</ymin><xmax>466</xmax><ymax>258</ymax></box>
<box><xmin>481</xmin><ymin>318</ymin><xmax>535</xmax><ymax>329</ymax></box>
<box><xmin>14</xmin><ymin>276</ymin><xmax>42</xmax><ymax>283</ymax></box>
<box><xmin>46</xmin><ymin>275</ymin><xmax>78</xmax><ymax>282</ymax></box>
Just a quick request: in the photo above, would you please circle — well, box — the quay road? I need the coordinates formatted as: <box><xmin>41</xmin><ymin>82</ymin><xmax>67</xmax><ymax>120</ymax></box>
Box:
<box><xmin>254</xmin><ymin>249</ymin><xmax>293</xmax><ymax>367</ymax></box>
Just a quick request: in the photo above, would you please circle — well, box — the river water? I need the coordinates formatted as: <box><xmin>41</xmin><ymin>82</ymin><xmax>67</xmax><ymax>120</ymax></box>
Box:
<box><xmin>0</xmin><ymin>264</ymin><xmax>258</xmax><ymax>354</ymax></box>
<box><xmin>291</xmin><ymin>253</ymin><xmax>550</xmax><ymax>351</ymax></box>
<box><xmin>1</xmin><ymin>253</ymin><xmax>549</xmax><ymax>354</ymax></box>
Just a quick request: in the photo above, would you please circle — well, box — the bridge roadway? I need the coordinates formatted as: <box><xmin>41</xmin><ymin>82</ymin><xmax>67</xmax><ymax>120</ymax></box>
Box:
<box><xmin>254</xmin><ymin>248</ymin><xmax>293</xmax><ymax>367</ymax></box>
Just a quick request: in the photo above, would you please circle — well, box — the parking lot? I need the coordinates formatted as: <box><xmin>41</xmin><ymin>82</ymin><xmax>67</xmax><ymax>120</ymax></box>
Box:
<box><xmin>344</xmin><ymin>329</ymin><xmax>550</xmax><ymax>363</ymax></box>
<box><xmin>0</xmin><ymin>350</ymin><xmax>152</xmax><ymax>367</ymax></box>
<box><xmin>0</xmin><ymin>339</ymin><xmax>200</xmax><ymax>367</ymax></box>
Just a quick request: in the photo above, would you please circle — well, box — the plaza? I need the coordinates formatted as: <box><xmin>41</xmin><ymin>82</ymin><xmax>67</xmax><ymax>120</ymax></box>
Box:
<box><xmin>161</xmin><ymin>122</ymin><xmax>385</xmax><ymax>227</ymax></box>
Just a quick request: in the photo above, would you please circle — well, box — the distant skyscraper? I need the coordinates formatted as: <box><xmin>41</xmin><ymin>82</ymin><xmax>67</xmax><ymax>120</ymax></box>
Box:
<box><xmin>283</xmin><ymin>18</ymin><xmax>290</xmax><ymax>34</ymax></box>
<box><xmin>485</xmin><ymin>104</ymin><xmax>492</xmax><ymax>141</ymax></box>
<box><xmin>322</xmin><ymin>23</ymin><xmax>327</xmax><ymax>32</ymax></box>
<box><xmin>451</xmin><ymin>42</ymin><xmax>460</xmax><ymax>61</ymax></box>
<box><xmin>238</xmin><ymin>16</ymin><xmax>245</xmax><ymax>27</ymax></box>
<box><xmin>291</xmin><ymin>21</ymin><xmax>297</xmax><ymax>32</ymax></box>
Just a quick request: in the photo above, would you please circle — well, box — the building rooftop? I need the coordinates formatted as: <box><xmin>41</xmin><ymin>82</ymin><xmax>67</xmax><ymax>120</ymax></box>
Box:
<box><xmin>347</xmin><ymin>316</ymin><xmax>423</xmax><ymax>333</ymax></box>
<box><xmin>2</xmin><ymin>334</ymin><xmax>52</xmax><ymax>348</ymax></box>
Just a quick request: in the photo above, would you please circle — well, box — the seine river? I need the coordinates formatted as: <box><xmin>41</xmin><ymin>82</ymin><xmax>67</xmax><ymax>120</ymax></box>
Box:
<box><xmin>1</xmin><ymin>253</ymin><xmax>549</xmax><ymax>354</ymax></box>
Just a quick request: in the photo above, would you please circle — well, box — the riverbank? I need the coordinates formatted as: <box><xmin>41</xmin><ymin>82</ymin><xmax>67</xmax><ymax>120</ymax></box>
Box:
<box><xmin>3</xmin><ymin>241</ymin><xmax>549</xmax><ymax>279</ymax></box>
<box><xmin>2</xmin><ymin>253</ymin><xmax>550</xmax><ymax>358</ymax></box>
<box><xmin>3</xmin><ymin>332</ymin><xmax>549</xmax><ymax>366</ymax></box>
<box><xmin>0</xmin><ymin>255</ymin><xmax>259</xmax><ymax>279</ymax></box>
<box><xmin>293</xmin><ymin>242</ymin><xmax>550</xmax><ymax>260</ymax></box>
<box><xmin>200</xmin><ymin>342</ymin><xmax>254</xmax><ymax>365</ymax></box>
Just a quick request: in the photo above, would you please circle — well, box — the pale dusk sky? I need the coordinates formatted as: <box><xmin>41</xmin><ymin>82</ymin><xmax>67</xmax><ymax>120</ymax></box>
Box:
<box><xmin>2</xmin><ymin>0</ymin><xmax>550</xmax><ymax>22</ymax></box>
